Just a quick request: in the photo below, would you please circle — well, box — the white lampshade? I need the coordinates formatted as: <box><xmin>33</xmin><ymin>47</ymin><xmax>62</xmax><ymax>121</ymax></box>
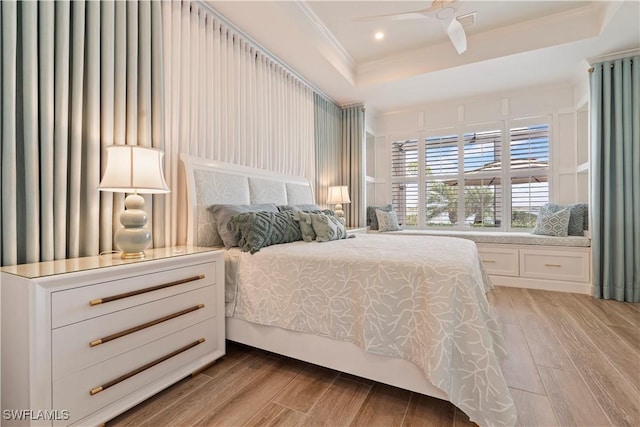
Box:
<box><xmin>99</xmin><ymin>145</ymin><xmax>169</xmax><ymax>194</ymax></box>
<box><xmin>327</xmin><ymin>186</ymin><xmax>351</xmax><ymax>204</ymax></box>
<box><xmin>99</xmin><ymin>145</ymin><xmax>169</xmax><ymax>259</ymax></box>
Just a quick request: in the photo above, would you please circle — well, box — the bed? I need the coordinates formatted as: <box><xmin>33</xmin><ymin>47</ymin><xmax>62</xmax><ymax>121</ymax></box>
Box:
<box><xmin>181</xmin><ymin>155</ymin><xmax>517</xmax><ymax>427</ymax></box>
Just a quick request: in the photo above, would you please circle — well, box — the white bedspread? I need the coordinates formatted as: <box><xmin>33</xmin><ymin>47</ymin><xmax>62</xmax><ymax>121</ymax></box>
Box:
<box><xmin>225</xmin><ymin>234</ymin><xmax>517</xmax><ymax>426</ymax></box>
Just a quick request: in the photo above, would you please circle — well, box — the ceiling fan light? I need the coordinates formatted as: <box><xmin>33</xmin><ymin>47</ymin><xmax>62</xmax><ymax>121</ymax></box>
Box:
<box><xmin>436</xmin><ymin>7</ymin><xmax>455</xmax><ymax>20</ymax></box>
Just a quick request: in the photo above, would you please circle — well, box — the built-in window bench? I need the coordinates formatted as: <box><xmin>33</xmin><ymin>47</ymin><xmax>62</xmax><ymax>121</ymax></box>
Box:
<box><xmin>373</xmin><ymin>230</ymin><xmax>592</xmax><ymax>295</ymax></box>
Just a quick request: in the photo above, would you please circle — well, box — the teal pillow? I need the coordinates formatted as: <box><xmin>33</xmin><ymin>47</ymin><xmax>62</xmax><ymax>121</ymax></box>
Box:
<box><xmin>567</xmin><ymin>203</ymin><xmax>588</xmax><ymax>236</ymax></box>
<box><xmin>532</xmin><ymin>207</ymin><xmax>570</xmax><ymax>237</ymax></box>
<box><xmin>376</xmin><ymin>209</ymin><xmax>401</xmax><ymax>232</ymax></box>
<box><xmin>231</xmin><ymin>211</ymin><xmax>302</xmax><ymax>253</ymax></box>
<box><xmin>542</xmin><ymin>203</ymin><xmax>588</xmax><ymax>236</ymax></box>
<box><xmin>309</xmin><ymin>212</ymin><xmax>347</xmax><ymax>242</ymax></box>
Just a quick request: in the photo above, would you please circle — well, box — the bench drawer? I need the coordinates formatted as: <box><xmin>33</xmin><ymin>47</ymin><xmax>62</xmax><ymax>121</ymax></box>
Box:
<box><xmin>520</xmin><ymin>248</ymin><xmax>590</xmax><ymax>283</ymax></box>
<box><xmin>477</xmin><ymin>246</ymin><xmax>519</xmax><ymax>276</ymax></box>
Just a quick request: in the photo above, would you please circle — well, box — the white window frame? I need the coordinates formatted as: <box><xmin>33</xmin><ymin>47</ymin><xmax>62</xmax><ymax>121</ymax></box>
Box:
<box><xmin>388</xmin><ymin>117</ymin><xmax>552</xmax><ymax>232</ymax></box>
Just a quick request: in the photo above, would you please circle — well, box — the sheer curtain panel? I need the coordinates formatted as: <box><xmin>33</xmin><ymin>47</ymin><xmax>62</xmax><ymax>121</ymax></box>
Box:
<box><xmin>341</xmin><ymin>105</ymin><xmax>366</xmax><ymax>228</ymax></box>
<box><xmin>161</xmin><ymin>2</ymin><xmax>315</xmax><ymax>245</ymax></box>
<box><xmin>590</xmin><ymin>55</ymin><xmax>640</xmax><ymax>302</ymax></box>
<box><xmin>0</xmin><ymin>1</ymin><xmax>165</xmax><ymax>266</ymax></box>
<box><xmin>314</xmin><ymin>93</ymin><xmax>342</xmax><ymax>208</ymax></box>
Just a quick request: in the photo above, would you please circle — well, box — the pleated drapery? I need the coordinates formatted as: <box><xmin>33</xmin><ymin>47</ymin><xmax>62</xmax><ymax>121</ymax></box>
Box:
<box><xmin>341</xmin><ymin>105</ymin><xmax>366</xmax><ymax>228</ymax></box>
<box><xmin>314</xmin><ymin>93</ymin><xmax>342</xmax><ymax>208</ymax></box>
<box><xmin>161</xmin><ymin>2</ymin><xmax>315</xmax><ymax>245</ymax></box>
<box><xmin>590</xmin><ymin>55</ymin><xmax>640</xmax><ymax>302</ymax></box>
<box><xmin>0</xmin><ymin>1</ymin><xmax>165</xmax><ymax>266</ymax></box>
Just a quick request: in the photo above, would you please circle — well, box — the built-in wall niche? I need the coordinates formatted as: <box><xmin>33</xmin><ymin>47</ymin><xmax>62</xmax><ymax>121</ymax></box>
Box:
<box><xmin>576</xmin><ymin>103</ymin><xmax>589</xmax><ymax>203</ymax></box>
<box><xmin>576</xmin><ymin>104</ymin><xmax>589</xmax><ymax>169</ymax></box>
<box><xmin>366</xmin><ymin>132</ymin><xmax>376</xmax><ymax>178</ymax></box>
<box><xmin>365</xmin><ymin>131</ymin><xmax>376</xmax><ymax>205</ymax></box>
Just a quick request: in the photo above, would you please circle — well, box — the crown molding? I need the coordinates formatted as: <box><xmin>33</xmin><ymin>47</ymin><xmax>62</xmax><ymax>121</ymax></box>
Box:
<box><xmin>294</xmin><ymin>1</ymin><xmax>357</xmax><ymax>75</ymax></box>
<box><xmin>588</xmin><ymin>48</ymin><xmax>640</xmax><ymax>64</ymax></box>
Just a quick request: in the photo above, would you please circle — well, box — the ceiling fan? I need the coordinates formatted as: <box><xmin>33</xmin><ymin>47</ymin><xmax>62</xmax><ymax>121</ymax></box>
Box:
<box><xmin>353</xmin><ymin>0</ymin><xmax>468</xmax><ymax>54</ymax></box>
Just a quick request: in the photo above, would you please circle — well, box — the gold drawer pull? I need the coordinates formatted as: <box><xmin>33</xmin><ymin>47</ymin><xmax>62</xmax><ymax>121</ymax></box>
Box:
<box><xmin>89</xmin><ymin>338</ymin><xmax>205</xmax><ymax>396</ymax></box>
<box><xmin>545</xmin><ymin>263</ymin><xmax>562</xmax><ymax>268</ymax></box>
<box><xmin>482</xmin><ymin>260</ymin><xmax>496</xmax><ymax>263</ymax></box>
<box><xmin>89</xmin><ymin>274</ymin><xmax>205</xmax><ymax>306</ymax></box>
<box><xmin>90</xmin><ymin>304</ymin><xmax>205</xmax><ymax>347</ymax></box>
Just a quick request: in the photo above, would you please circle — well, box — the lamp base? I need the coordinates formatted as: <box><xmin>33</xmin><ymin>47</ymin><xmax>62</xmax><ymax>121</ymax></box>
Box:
<box><xmin>120</xmin><ymin>251</ymin><xmax>146</xmax><ymax>260</ymax></box>
<box><xmin>115</xmin><ymin>194</ymin><xmax>152</xmax><ymax>259</ymax></box>
<box><xmin>334</xmin><ymin>203</ymin><xmax>344</xmax><ymax>218</ymax></box>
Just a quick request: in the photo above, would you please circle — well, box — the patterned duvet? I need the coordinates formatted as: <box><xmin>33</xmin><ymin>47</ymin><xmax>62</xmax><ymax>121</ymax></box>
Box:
<box><xmin>225</xmin><ymin>233</ymin><xmax>517</xmax><ymax>426</ymax></box>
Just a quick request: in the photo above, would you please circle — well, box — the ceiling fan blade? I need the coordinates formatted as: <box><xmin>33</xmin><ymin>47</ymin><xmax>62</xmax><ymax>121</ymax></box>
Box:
<box><xmin>352</xmin><ymin>10</ymin><xmax>432</xmax><ymax>22</ymax></box>
<box><xmin>445</xmin><ymin>17</ymin><xmax>467</xmax><ymax>54</ymax></box>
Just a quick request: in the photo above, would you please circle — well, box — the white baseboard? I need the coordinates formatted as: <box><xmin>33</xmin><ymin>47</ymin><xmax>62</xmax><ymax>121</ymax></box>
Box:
<box><xmin>489</xmin><ymin>275</ymin><xmax>593</xmax><ymax>295</ymax></box>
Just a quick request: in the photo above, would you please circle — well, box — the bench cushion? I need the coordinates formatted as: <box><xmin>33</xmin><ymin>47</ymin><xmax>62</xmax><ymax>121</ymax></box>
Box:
<box><xmin>372</xmin><ymin>229</ymin><xmax>591</xmax><ymax>247</ymax></box>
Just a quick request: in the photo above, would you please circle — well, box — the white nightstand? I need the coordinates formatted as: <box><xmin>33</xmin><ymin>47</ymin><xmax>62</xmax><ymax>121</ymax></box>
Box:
<box><xmin>1</xmin><ymin>246</ymin><xmax>225</xmax><ymax>426</ymax></box>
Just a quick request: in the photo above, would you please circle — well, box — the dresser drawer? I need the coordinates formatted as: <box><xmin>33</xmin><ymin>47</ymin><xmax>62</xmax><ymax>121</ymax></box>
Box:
<box><xmin>520</xmin><ymin>248</ymin><xmax>590</xmax><ymax>283</ymax></box>
<box><xmin>52</xmin><ymin>285</ymin><xmax>217</xmax><ymax>380</ymax></box>
<box><xmin>477</xmin><ymin>246</ymin><xmax>519</xmax><ymax>276</ymax></box>
<box><xmin>51</xmin><ymin>262</ymin><xmax>215</xmax><ymax>328</ymax></box>
<box><xmin>53</xmin><ymin>317</ymin><xmax>218</xmax><ymax>425</ymax></box>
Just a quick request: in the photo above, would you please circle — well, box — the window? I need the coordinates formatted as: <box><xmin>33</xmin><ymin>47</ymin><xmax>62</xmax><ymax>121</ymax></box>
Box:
<box><xmin>390</xmin><ymin>120</ymin><xmax>550</xmax><ymax>231</ymax></box>
<box><xmin>509</xmin><ymin>124</ymin><xmax>550</xmax><ymax>228</ymax></box>
<box><xmin>391</xmin><ymin>139</ymin><xmax>418</xmax><ymax>226</ymax></box>
<box><xmin>462</xmin><ymin>129</ymin><xmax>502</xmax><ymax>227</ymax></box>
<box><xmin>425</xmin><ymin>135</ymin><xmax>458</xmax><ymax>227</ymax></box>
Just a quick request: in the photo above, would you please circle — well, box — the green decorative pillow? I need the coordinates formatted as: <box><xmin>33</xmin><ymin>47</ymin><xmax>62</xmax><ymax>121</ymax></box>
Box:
<box><xmin>532</xmin><ymin>207</ymin><xmax>570</xmax><ymax>237</ymax></box>
<box><xmin>209</xmin><ymin>203</ymin><xmax>278</xmax><ymax>248</ymax></box>
<box><xmin>367</xmin><ymin>204</ymin><xmax>393</xmax><ymax>230</ymax></box>
<box><xmin>376</xmin><ymin>209</ymin><xmax>401</xmax><ymax>232</ymax></box>
<box><xmin>294</xmin><ymin>211</ymin><xmax>317</xmax><ymax>242</ymax></box>
<box><xmin>309</xmin><ymin>212</ymin><xmax>347</xmax><ymax>242</ymax></box>
<box><xmin>231</xmin><ymin>211</ymin><xmax>302</xmax><ymax>253</ymax></box>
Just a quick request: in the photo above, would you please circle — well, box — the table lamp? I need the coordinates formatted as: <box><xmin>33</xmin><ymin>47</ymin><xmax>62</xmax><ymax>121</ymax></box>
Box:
<box><xmin>99</xmin><ymin>145</ymin><xmax>169</xmax><ymax>259</ymax></box>
<box><xmin>327</xmin><ymin>185</ymin><xmax>351</xmax><ymax>219</ymax></box>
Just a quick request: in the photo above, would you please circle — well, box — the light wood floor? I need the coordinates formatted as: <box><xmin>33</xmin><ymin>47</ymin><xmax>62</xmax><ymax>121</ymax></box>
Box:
<box><xmin>108</xmin><ymin>287</ymin><xmax>640</xmax><ymax>427</ymax></box>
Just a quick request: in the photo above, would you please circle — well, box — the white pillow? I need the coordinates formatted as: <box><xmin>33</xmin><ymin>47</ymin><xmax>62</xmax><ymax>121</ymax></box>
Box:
<box><xmin>376</xmin><ymin>209</ymin><xmax>401</xmax><ymax>232</ymax></box>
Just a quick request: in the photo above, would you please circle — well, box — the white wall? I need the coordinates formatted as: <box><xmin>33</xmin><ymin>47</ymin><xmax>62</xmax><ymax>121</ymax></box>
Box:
<box><xmin>373</xmin><ymin>83</ymin><xmax>589</xmax><ymax>207</ymax></box>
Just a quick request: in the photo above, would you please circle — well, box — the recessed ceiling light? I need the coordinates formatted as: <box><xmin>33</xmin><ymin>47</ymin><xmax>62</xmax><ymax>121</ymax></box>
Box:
<box><xmin>374</xmin><ymin>32</ymin><xmax>384</xmax><ymax>40</ymax></box>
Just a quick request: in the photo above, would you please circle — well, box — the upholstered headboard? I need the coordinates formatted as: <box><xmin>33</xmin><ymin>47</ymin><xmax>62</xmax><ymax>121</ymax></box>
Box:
<box><xmin>181</xmin><ymin>155</ymin><xmax>315</xmax><ymax>247</ymax></box>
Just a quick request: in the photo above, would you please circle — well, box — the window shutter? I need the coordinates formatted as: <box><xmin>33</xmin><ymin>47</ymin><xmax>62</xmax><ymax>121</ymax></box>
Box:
<box><xmin>392</xmin><ymin>182</ymin><xmax>418</xmax><ymax>226</ymax></box>
<box><xmin>425</xmin><ymin>135</ymin><xmax>458</xmax><ymax>176</ymax></box>
<box><xmin>391</xmin><ymin>139</ymin><xmax>419</xmax><ymax>226</ymax></box>
<box><xmin>391</xmin><ymin>140</ymin><xmax>418</xmax><ymax>178</ymax></box>
<box><xmin>462</xmin><ymin>130</ymin><xmax>502</xmax><ymax>227</ymax></box>
<box><xmin>509</xmin><ymin>124</ymin><xmax>549</xmax><ymax>229</ymax></box>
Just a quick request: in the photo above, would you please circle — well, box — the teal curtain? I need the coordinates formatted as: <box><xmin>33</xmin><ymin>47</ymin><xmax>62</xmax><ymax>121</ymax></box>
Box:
<box><xmin>313</xmin><ymin>93</ymin><xmax>342</xmax><ymax>208</ymax></box>
<box><xmin>342</xmin><ymin>105</ymin><xmax>365</xmax><ymax>228</ymax></box>
<box><xmin>0</xmin><ymin>1</ymin><xmax>165</xmax><ymax>266</ymax></box>
<box><xmin>590</xmin><ymin>55</ymin><xmax>640</xmax><ymax>302</ymax></box>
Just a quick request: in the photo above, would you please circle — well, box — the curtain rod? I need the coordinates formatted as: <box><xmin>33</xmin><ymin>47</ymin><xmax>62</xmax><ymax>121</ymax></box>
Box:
<box><xmin>194</xmin><ymin>1</ymin><xmax>338</xmax><ymax>105</ymax></box>
<box><xmin>588</xmin><ymin>59</ymin><xmax>634</xmax><ymax>73</ymax></box>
